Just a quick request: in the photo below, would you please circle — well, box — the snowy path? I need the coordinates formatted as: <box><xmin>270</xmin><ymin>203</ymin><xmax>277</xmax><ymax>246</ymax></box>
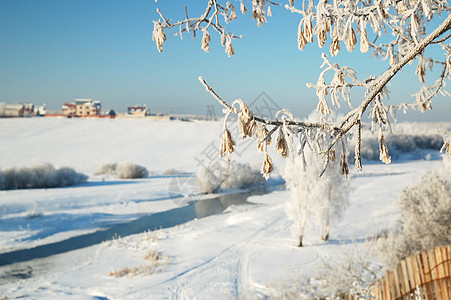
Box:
<box><xmin>165</xmin><ymin>206</ymin><xmax>292</xmax><ymax>299</ymax></box>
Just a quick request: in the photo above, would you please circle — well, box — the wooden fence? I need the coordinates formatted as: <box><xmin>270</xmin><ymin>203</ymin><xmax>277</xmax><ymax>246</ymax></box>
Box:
<box><xmin>346</xmin><ymin>245</ymin><xmax>451</xmax><ymax>300</ymax></box>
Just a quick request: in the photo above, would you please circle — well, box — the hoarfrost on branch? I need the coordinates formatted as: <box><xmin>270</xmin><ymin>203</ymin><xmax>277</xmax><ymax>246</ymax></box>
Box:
<box><xmin>154</xmin><ymin>0</ymin><xmax>451</xmax><ymax>176</ymax></box>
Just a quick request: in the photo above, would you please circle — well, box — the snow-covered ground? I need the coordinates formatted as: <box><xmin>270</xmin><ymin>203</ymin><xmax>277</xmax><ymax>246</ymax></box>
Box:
<box><xmin>0</xmin><ymin>117</ymin><xmax>447</xmax><ymax>299</ymax></box>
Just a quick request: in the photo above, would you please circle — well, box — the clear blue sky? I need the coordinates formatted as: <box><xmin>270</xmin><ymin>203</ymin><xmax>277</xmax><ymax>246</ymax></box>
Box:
<box><xmin>0</xmin><ymin>0</ymin><xmax>449</xmax><ymax>121</ymax></box>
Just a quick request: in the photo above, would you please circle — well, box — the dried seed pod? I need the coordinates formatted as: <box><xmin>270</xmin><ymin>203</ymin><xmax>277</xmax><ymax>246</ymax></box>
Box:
<box><xmin>317</xmin><ymin>26</ymin><xmax>327</xmax><ymax>48</ymax></box>
<box><xmin>225</xmin><ymin>37</ymin><xmax>235</xmax><ymax>57</ymax></box>
<box><xmin>360</xmin><ymin>29</ymin><xmax>369</xmax><ymax>53</ymax></box>
<box><xmin>229</xmin><ymin>6</ymin><xmax>237</xmax><ymax>21</ymax></box>
<box><xmin>330</xmin><ymin>149</ymin><xmax>336</xmax><ymax>162</ymax></box>
<box><xmin>340</xmin><ymin>153</ymin><xmax>349</xmax><ymax>176</ymax></box>
<box><xmin>201</xmin><ymin>29</ymin><xmax>211</xmax><ymax>53</ymax></box>
<box><xmin>240</xmin><ymin>1</ymin><xmax>247</xmax><ymax>14</ymax></box>
<box><xmin>233</xmin><ymin>99</ymin><xmax>254</xmax><ymax>138</ymax></box>
<box><xmin>297</xmin><ymin>24</ymin><xmax>307</xmax><ymax>50</ymax></box>
<box><xmin>330</xmin><ymin>36</ymin><xmax>340</xmax><ymax>56</ymax></box>
<box><xmin>316</xmin><ymin>78</ymin><xmax>331</xmax><ymax>115</ymax></box>
<box><xmin>220</xmin><ymin>128</ymin><xmax>235</xmax><ymax>161</ymax></box>
<box><xmin>257</xmin><ymin>126</ymin><xmax>271</xmax><ymax>152</ymax></box>
<box><xmin>261</xmin><ymin>152</ymin><xmax>273</xmax><ymax>180</ymax></box>
<box><xmin>276</xmin><ymin>129</ymin><xmax>288</xmax><ymax>158</ymax></box>
<box><xmin>378</xmin><ymin>132</ymin><xmax>391</xmax><ymax>164</ymax></box>
<box><xmin>345</xmin><ymin>27</ymin><xmax>357</xmax><ymax>52</ymax></box>
<box><xmin>415</xmin><ymin>60</ymin><xmax>426</xmax><ymax>83</ymax></box>
<box><xmin>152</xmin><ymin>22</ymin><xmax>167</xmax><ymax>53</ymax></box>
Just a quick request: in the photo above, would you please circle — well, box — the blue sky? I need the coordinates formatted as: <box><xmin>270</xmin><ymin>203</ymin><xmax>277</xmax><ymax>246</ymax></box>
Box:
<box><xmin>0</xmin><ymin>0</ymin><xmax>449</xmax><ymax>121</ymax></box>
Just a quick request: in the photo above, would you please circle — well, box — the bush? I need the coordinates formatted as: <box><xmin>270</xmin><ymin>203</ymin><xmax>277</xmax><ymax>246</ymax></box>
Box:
<box><xmin>197</xmin><ymin>161</ymin><xmax>264</xmax><ymax>194</ymax></box>
<box><xmin>356</xmin><ymin>134</ymin><xmax>443</xmax><ymax>161</ymax></box>
<box><xmin>375</xmin><ymin>164</ymin><xmax>451</xmax><ymax>269</ymax></box>
<box><xmin>115</xmin><ymin>162</ymin><xmax>149</xmax><ymax>179</ymax></box>
<box><xmin>0</xmin><ymin>163</ymin><xmax>88</xmax><ymax>190</ymax></box>
<box><xmin>95</xmin><ymin>162</ymin><xmax>149</xmax><ymax>179</ymax></box>
<box><xmin>94</xmin><ymin>163</ymin><xmax>118</xmax><ymax>175</ymax></box>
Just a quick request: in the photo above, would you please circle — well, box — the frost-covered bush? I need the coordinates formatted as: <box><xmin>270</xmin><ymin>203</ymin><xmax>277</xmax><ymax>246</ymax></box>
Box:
<box><xmin>54</xmin><ymin>167</ymin><xmax>88</xmax><ymax>187</ymax></box>
<box><xmin>376</xmin><ymin>163</ymin><xmax>451</xmax><ymax>269</ymax></box>
<box><xmin>95</xmin><ymin>162</ymin><xmax>149</xmax><ymax>179</ymax></box>
<box><xmin>0</xmin><ymin>163</ymin><xmax>87</xmax><ymax>190</ymax></box>
<box><xmin>115</xmin><ymin>162</ymin><xmax>149</xmax><ymax>179</ymax></box>
<box><xmin>357</xmin><ymin>134</ymin><xmax>443</xmax><ymax>161</ymax></box>
<box><xmin>94</xmin><ymin>163</ymin><xmax>118</xmax><ymax>175</ymax></box>
<box><xmin>197</xmin><ymin>161</ymin><xmax>264</xmax><ymax>194</ymax></box>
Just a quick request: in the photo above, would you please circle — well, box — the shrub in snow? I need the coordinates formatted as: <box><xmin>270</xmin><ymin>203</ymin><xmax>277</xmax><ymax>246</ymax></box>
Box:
<box><xmin>375</xmin><ymin>162</ymin><xmax>451</xmax><ymax>269</ymax></box>
<box><xmin>54</xmin><ymin>167</ymin><xmax>88</xmax><ymax>187</ymax></box>
<box><xmin>163</xmin><ymin>168</ymin><xmax>183</xmax><ymax>175</ymax></box>
<box><xmin>115</xmin><ymin>162</ymin><xmax>149</xmax><ymax>179</ymax></box>
<box><xmin>94</xmin><ymin>163</ymin><xmax>118</xmax><ymax>175</ymax></box>
<box><xmin>357</xmin><ymin>134</ymin><xmax>443</xmax><ymax>161</ymax></box>
<box><xmin>283</xmin><ymin>147</ymin><xmax>349</xmax><ymax>247</ymax></box>
<box><xmin>0</xmin><ymin>163</ymin><xmax>87</xmax><ymax>190</ymax></box>
<box><xmin>95</xmin><ymin>162</ymin><xmax>149</xmax><ymax>179</ymax></box>
<box><xmin>197</xmin><ymin>161</ymin><xmax>264</xmax><ymax>194</ymax></box>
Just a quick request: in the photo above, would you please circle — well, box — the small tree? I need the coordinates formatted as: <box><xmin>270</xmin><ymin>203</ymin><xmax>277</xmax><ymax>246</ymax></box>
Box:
<box><xmin>283</xmin><ymin>113</ymin><xmax>349</xmax><ymax>246</ymax></box>
<box><xmin>153</xmin><ymin>0</ymin><xmax>451</xmax><ymax>176</ymax></box>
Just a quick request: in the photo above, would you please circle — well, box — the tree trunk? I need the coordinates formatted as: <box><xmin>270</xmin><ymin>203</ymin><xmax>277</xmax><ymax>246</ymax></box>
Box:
<box><xmin>297</xmin><ymin>212</ymin><xmax>307</xmax><ymax>247</ymax></box>
<box><xmin>321</xmin><ymin>186</ymin><xmax>332</xmax><ymax>241</ymax></box>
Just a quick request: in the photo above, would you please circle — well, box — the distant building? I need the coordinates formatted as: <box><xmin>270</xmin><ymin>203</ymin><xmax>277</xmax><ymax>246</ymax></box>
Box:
<box><xmin>62</xmin><ymin>103</ymin><xmax>76</xmax><ymax>116</ymax></box>
<box><xmin>0</xmin><ymin>102</ymin><xmax>47</xmax><ymax>117</ymax></box>
<box><xmin>127</xmin><ymin>105</ymin><xmax>149</xmax><ymax>117</ymax></box>
<box><xmin>22</xmin><ymin>103</ymin><xmax>35</xmax><ymax>116</ymax></box>
<box><xmin>62</xmin><ymin>99</ymin><xmax>101</xmax><ymax>117</ymax></box>
<box><xmin>36</xmin><ymin>104</ymin><xmax>46</xmax><ymax>116</ymax></box>
<box><xmin>75</xmin><ymin>99</ymin><xmax>101</xmax><ymax>116</ymax></box>
<box><xmin>0</xmin><ymin>103</ymin><xmax>23</xmax><ymax>117</ymax></box>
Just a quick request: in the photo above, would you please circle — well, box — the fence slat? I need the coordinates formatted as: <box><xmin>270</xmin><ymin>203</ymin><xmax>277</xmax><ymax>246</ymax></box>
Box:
<box><xmin>411</xmin><ymin>254</ymin><xmax>424</xmax><ymax>299</ymax></box>
<box><xmin>445</xmin><ymin>246</ymin><xmax>451</xmax><ymax>298</ymax></box>
<box><xmin>421</xmin><ymin>250</ymin><xmax>434</xmax><ymax>300</ymax></box>
<box><xmin>385</xmin><ymin>270</ymin><xmax>392</xmax><ymax>300</ymax></box>
<box><xmin>429</xmin><ymin>249</ymin><xmax>441</xmax><ymax>299</ymax></box>
<box><xmin>406</xmin><ymin>255</ymin><xmax>416</xmax><ymax>291</ymax></box>
<box><xmin>401</xmin><ymin>259</ymin><xmax>411</xmax><ymax>297</ymax></box>
<box><xmin>388</xmin><ymin>271</ymin><xmax>396</xmax><ymax>300</ymax></box>
<box><xmin>435</xmin><ymin>247</ymin><xmax>449</xmax><ymax>300</ymax></box>
<box><xmin>393</xmin><ymin>265</ymin><xmax>401</xmax><ymax>298</ymax></box>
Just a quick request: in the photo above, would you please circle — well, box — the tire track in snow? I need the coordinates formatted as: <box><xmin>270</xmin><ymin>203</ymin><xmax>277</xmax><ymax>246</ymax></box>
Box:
<box><xmin>164</xmin><ymin>205</ymin><xmax>308</xmax><ymax>299</ymax></box>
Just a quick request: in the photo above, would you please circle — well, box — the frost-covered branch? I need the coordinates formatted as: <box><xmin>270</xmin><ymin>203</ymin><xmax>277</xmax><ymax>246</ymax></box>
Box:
<box><xmin>153</xmin><ymin>0</ymin><xmax>279</xmax><ymax>56</ymax></box>
<box><xmin>155</xmin><ymin>0</ymin><xmax>451</xmax><ymax>177</ymax></box>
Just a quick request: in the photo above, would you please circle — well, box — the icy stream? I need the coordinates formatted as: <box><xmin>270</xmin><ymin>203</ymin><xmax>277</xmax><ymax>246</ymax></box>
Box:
<box><xmin>0</xmin><ymin>185</ymin><xmax>284</xmax><ymax>283</ymax></box>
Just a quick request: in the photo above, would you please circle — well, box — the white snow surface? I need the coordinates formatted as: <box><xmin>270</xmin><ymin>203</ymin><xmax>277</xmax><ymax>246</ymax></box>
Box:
<box><xmin>0</xmin><ymin>117</ymin><xmax>446</xmax><ymax>299</ymax></box>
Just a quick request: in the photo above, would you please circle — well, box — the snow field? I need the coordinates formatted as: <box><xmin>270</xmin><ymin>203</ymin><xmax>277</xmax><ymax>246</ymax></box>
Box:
<box><xmin>0</xmin><ymin>118</ymin><xmax>447</xmax><ymax>298</ymax></box>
